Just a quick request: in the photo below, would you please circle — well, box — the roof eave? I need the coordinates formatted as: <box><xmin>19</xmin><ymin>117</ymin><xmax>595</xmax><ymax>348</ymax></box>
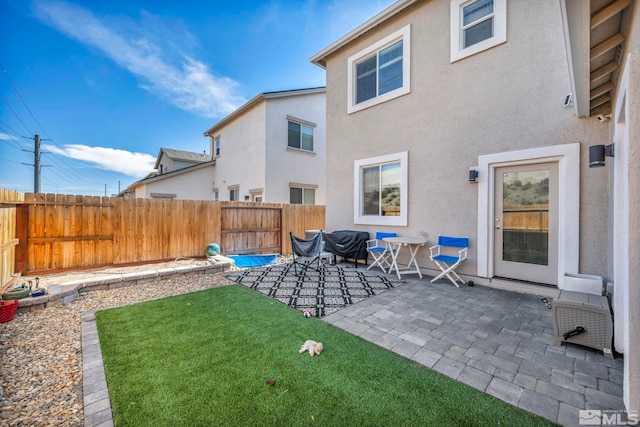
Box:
<box><xmin>154</xmin><ymin>148</ymin><xmax>166</xmax><ymax>170</ymax></box>
<box><xmin>203</xmin><ymin>93</ymin><xmax>265</xmax><ymax>137</ymax></box>
<box><xmin>560</xmin><ymin>0</ymin><xmax>592</xmax><ymax>118</ymax></box>
<box><xmin>140</xmin><ymin>160</ymin><xmax>216</xmax><ymax>185</ymax></box>
<box><xmin>203</xmin><ymin>87</ymin><xmax>326</xmax><ymax>137</ymax></box>
<box><xmin>310</xmin><ymin>0</ymin><xmax>419</xmax><ymax>68</ymax></box>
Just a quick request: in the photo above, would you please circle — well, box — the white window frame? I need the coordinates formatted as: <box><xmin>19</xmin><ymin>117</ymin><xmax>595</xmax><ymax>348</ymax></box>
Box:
<box><xmin>229</xmin><ymin>187</ymin><xmax>239</xmax><ymax>201</ymax></box>
<box><xmin>347</xmin><ymin>25</ymin><xmax>411</xmax><ymax>114</ymax></box>
<box><xmin>286</xmin><ymin>117</ymin><xmax>316</xmax><ymax>152</ymax></box>
<box><xmin>354</xmin><ymin>151</ymin><xmax>408</xmax><ymax>226</ymax></box>
<box><xmin>289</xmin><ymin>186</ymin><xmax>316</xmax><ymax>205</ymax></box>
<box><xmin>450</xmin><ymin>0</ymin><xmax>507</xmax><ymax>63</ymax></box>
<box><xmin>249</xmin><ymin>188</ymin><xmax>264</xmax><ymax>203</ymax></box>
<box><xmin>214</xmin><ymin>136</ymin><xmax>221</xmax><ymax>157</ymax></box>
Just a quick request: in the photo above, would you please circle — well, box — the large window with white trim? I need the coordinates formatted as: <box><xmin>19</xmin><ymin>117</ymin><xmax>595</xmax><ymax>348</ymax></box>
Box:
<box><xmin>354</xmin><ymin>151</ymin><xmax>408</xmax><ymax>226</ymax></box>
<box><xmin>287</xmin><ymin>121</ymin><xmax>314</xmax><ymax>152</ymax></box>
<box><xmin>347</xmin><ymin>25</ymin><xmax>411</xmax><ymax>114</ymax></box>
<box><xmin>450</xmin><ymin>0</ymin><xmax>507</xmax><ymax>62</ymax></box>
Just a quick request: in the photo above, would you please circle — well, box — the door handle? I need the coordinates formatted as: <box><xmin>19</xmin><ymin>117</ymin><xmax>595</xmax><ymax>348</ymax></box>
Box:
<box><xmin>495</xmin><ymin>225</ymin><xmax>501</xmax><ymax>229</ymax></box>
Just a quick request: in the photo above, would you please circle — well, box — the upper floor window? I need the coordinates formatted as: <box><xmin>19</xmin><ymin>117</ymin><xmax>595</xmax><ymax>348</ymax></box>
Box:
<box><xmin>287</xmin><ymin>120</ymin><xmax>314</xmax><ymax>152</ymax></box>
<box><xmin>354</xmin><ymin>151</ymin><xmax>408</xmax><ymax>226</ymax></box>
<box><xmin>214</xmin><ymin>136</ymin><xmax>221</xmax><ymax>157</ymax></box>
<box><xmin>347</xmin><ymin>25</ymin><xmax>411</xmax><ymax>114</ymax></box>
<box><xmin>356</xmin><ymin>40</ymin><xmax>403</xmax><ymax>103</ymax></box>
<box><xmin>450</xmin><ymin>0</ymin><xmax>507</xmax><ymax>62</ymax></box>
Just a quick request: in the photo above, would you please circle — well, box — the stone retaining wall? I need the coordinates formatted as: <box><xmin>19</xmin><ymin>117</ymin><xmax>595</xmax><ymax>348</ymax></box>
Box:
<box><xmin>15</xmin><ymin>262</ymin><xmax>232</xmax><ymax>313</ymax></box>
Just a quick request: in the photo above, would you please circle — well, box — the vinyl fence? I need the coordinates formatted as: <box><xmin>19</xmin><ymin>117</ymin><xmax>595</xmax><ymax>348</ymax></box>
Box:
<box><xmin>3</xmin><ymin>192</ymin><xmax>325</xmax><ymax>277</ymax></box>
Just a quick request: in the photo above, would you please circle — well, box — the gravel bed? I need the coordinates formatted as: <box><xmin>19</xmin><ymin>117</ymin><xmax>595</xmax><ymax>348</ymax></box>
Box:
<box><xmin>0</xmin><ymin>272</ymin><xmax>234</xmax><ymax>426</ymax></box>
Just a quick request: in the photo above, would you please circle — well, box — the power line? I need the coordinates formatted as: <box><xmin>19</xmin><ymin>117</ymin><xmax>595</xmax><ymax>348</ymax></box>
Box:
<box><xmin>0</xmin><ymin>66</ymin><xmax>128</xmax><ymax>195</ymax></box>
<box><xmin>0</xmin><ymin>119</ymin><xmax>28</xmax><ymax>141</ymax></box>
<box><xmin>0</xmin><ymin>93</ymin><xmax>33</xmax><ymax>135</ymax></box>
<box><xmin>41</xmin><ymin>150</ymin><xmax>109</xmax><ymax>188</ymax></box>
<box><xmin>0</xmin><ymin>65</ymin><xmax>91</xmax><ymax>184</ymax></box>
<box><xmin>0</xmin><ymin>124</ymin><xmax>29</xmax><ymax>150</ymax></box>
<box><xmin>1</xmin><ymin>64</ymin><xmax>52</xmax><ymax>140</ymax></box>
<box><xmin>0</xmin><ymin>156</ymin><xmax>26</xmax><ymax>165</ymax></box>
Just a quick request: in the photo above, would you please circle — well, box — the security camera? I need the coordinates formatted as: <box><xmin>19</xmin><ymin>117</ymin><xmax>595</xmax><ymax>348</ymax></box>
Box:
<box><xmin>596</xmin><ymin>114</ymin><xmax>611</xmax><ymax>122</ymax></box>
<box><xmin>563</xmin><ymin>93</ymin><xmax>573</xmax><ymax>107</ymax></box>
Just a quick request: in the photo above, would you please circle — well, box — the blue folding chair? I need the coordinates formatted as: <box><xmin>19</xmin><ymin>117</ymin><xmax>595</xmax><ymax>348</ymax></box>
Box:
<box><xmin>366</xmin><ymin>232</ymin><xmax>397</xmax><ymax>273</ymax></box>
<box><xmin>429</xmin><ymin>236</ymin><xmax>469</xmax><ymax>287</ymax></box>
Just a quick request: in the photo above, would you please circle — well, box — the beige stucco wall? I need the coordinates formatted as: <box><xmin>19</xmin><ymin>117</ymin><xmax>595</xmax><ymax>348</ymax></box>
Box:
<box><xmin>205</xmin><ymin>91</ymin><xmax>326</xmax><ymax>204</ymax></box>
<box><xmin>624</xmin><ymin>47</ymin><xmax>640</xmax><ymax>414</ymax></box>
<box><xmin>157</xmin><ymin>154</ymin><xmax>202</xmax><ymax>175</ymax></box>
<box><xmin>265</xmin><ymin>92</ymin><xmax>327</xmax><ymax>204</ymax></box>
<box><xmin>323</xmin><ymin>0</ymin><xmax>610</xmax><ymax>277</ymax></box>
<box><xmin>135</xmin><ymin>165</ymin><xmax>215</xmax><ymax>200</ymax></box>
<box><xmin>614</xmin><ymin>1</ymin><xmax>640</xmax><ymax>410</ymax></box>
<box><xmin>210</xmin><ymin>103</ymin><xmax>267</xmax><ymax>201</ymax></box>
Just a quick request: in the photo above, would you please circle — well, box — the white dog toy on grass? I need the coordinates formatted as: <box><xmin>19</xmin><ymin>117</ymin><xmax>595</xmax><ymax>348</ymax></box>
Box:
<box><xmin>298</xmin><ymin>340</ymin><xmax>323</xmax><ymax>357</ymax></box>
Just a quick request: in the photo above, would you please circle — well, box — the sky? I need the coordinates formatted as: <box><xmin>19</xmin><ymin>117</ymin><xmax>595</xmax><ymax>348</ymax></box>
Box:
<box><xmin>0</xmin><ymin>0</ymin><xmax>395</xmax><ymax>196</ymax></box>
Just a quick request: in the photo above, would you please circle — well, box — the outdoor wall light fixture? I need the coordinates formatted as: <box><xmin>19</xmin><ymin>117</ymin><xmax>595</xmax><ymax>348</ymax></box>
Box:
<box><xmin>244</xmin><ymin>195</ymin><xmax>250</xmax><ymax>201</ymax></box>
<box><xmin>589</xmin><ymin>144</ymin><xmax>614</xmax><ymax>168</ymax></box>
<box><xmin>468</xmin><ymin>167</ymin><xmax>479</xmax><ymax>183</ymax></box>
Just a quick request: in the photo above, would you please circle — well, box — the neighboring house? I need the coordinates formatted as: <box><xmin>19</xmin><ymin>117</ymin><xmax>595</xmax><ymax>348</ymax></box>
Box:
<box><xmin>124</xmin><ymin>148</ymin><xmax>214</xmax><ymax>200</ymax></box>
<box><xmin>124</xmin><ymin>87</ymin><xmax>326</xmax><ymax>203</ymax></box>
<box><xmin>311</xmin><ymin>0</ymin><xmax>638</xmax><ymax>413</ymax></box>
<box><xmin>154</xmin><ymin>148</ymin><xmax>211</xmax><ymax>176</ymax></box>
<box><xmin>203</xmin><ymin>87</ymin><xmax>326</xmax><ymax>204</ymax></box>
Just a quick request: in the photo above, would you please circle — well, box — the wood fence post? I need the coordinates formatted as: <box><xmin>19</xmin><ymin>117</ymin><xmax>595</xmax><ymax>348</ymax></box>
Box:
<box><xmin>15</xmin><ymin>204</ymin><xmax>28</xmax><ymax>274</ymax></box>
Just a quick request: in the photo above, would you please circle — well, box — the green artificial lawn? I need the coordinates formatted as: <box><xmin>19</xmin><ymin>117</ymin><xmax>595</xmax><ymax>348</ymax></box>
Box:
<box><xmin>96</xmin><ymin>284</ymin><xmax>555</xmax><ymax>426</ymax></box>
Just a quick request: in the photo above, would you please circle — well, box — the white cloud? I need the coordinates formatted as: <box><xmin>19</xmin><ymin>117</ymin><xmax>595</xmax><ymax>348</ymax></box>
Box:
<box><xmin>0</xmin><ymin>133</ymin><xmax>14</xmax><ymax>140</ymax></box>
<box><xmin>44</xmin><ymin>144</ymin><xmax>156</xmax><ymax>177</ymax></box>
<box><xmin>32</xmin><ymin>0</ymin><xmax>246</xmax><ymax>118</ymax></box>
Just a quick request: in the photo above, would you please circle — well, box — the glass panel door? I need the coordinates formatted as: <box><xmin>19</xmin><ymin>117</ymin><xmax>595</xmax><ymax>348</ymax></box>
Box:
<box><xmin>494</xmin><ymin>163</ymin><xmax>558</xmax><ymax>285</ymax></box>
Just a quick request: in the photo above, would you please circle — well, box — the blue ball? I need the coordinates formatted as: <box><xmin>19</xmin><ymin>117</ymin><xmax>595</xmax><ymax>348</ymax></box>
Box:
<box><xmin>207</xmin><ymin>243</ymin><xmax>221</xmax><ymax>256</ymax></box>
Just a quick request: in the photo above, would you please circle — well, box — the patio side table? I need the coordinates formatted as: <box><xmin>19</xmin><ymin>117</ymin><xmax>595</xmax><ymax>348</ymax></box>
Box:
<box><xmin>383</xmin><ymin>236</ymin><xmax>427</xmax><ymax>280</ymax></box>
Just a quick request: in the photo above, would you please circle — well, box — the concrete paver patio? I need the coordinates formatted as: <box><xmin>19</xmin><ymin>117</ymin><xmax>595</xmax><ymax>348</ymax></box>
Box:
<box><xmin>322</xmin><ymin>272</ymin><xmax>625</xmax><ymax>426</ymax></box>
<box><xmin>80</xmin><ymin>262</ymin><xmax>625</xmax><ymax>427</ymax></box>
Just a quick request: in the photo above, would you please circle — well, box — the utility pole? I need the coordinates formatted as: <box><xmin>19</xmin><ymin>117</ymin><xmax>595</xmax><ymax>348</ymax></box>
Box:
<box><xmin>22</xmin><ymin>134</ymin><xmax>50</xmax><ymax>193</ymax></box>
<box><xmin>34</xmin><ymin>134</ymin><xmax>41</xmax><ymax>193</ymax></box>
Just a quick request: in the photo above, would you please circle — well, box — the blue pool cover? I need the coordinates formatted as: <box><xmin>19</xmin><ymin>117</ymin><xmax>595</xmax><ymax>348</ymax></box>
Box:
<box><xmin>228</xmin><ymin>254</ymin><xmax>278</xmax><ymax>268</ymax></box>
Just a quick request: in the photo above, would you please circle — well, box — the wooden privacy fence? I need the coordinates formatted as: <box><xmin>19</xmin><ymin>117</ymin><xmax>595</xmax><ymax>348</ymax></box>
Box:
<box><xmin>0</xmin><ymin>190</ymin><xmax>24</xmax><ymax>288</ymax></box>
<box><xmin>6</xmin><ymin>192</ymin><xmax>325</xmax><ymax>275</ymax></box>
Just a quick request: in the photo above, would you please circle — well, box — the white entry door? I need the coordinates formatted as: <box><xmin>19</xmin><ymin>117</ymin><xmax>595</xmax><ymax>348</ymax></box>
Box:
<box><xmin>493</xmin><ymin>162</ymin><xmax>559</xmax><ymax>285</ymax></box>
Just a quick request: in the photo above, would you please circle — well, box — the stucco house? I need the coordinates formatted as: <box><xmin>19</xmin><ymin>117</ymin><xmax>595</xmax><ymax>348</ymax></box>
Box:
<box><xmin>311</xmin><ymin>0</ymin><xmax>638</xmax><ymax>414</ymax></box>
<box><xmin>123</xmin><ymin>88</ymin><xmax>326</xmax><ymax>203</ymax></box>
<box><xmin>123</xmin><ymin>148</ymin><xmax>214</xmax><ymax>200</ymax></box>
<box><xmin>203</xmin><ymin>87</ymin><xmax>326</xmax><ymax>204</ymax></box>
